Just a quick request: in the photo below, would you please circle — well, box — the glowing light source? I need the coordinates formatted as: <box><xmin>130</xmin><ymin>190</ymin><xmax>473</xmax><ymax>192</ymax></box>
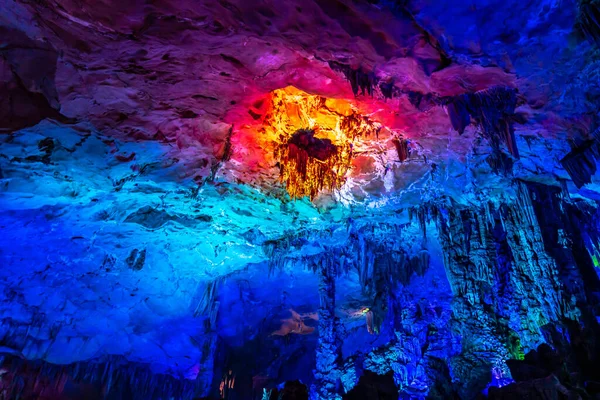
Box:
<box><xmin>263</xmin><ymin>86</ymin><xmax>381</xmax><ymax>200</ymax></box>
<box><xmin>220</xmin><ymin>370</ymin><xmax>235</xmax><ymax>399</ymax></box>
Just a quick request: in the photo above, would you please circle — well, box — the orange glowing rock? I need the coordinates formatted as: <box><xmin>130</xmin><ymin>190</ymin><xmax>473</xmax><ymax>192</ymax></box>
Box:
<box><xmin>270</xmin><ymin>308</ymin><xmax>318</xmax><ymax>336</ymax></box>
<box><xmin>262</xmin><ymin>86</ymin><xmax>382</xmax><ymax>200</ymax></box>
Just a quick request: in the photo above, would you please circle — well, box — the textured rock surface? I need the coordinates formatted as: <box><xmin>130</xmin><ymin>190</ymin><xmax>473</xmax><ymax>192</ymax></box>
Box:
<box><xmin>2</xmin><ymin>0</ymin><xmax>600</xmax><ymax>399</ymax></box>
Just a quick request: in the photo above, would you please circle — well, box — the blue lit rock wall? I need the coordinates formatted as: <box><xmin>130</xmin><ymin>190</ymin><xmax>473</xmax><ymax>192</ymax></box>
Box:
<box><xmin>2</xmin><ymin>121</ymin><xmax>600</xmax><ymax>399</ymax></box>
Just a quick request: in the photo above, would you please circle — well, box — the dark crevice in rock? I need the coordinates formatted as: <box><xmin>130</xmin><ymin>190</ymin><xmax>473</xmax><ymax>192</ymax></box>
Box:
<box><xmin>343</xmin><ymin>370</ymin><xmax>397</xmax><ymax>400</ymax></box>
<box><xmin>124</xmin><ymin>205</ymin><xmax>213</xmax><ymax>229</ymax></box>
<box><xmin>578</xmin><ymin>2</ymin><xmax>600</xmax><ymax>46</ymax></box>
<box><xmin>560</xmin><ymin>138</ymin><xmax>600</xmax><ymax>188</ymax></box>
<box><xmin>125</xmin><ymin>248</ymin><xmax>146</xmax><ymax>271</ymax></box>
<box><xmin>288</xmin><ymin>129</ymin><xmax>337</xmax><ymax>162</ymax></box>
<box><xmin>207</xmin><ymin>125</ymin><xmax>234</xmax><ymax>183</ymax></box>
<box><xmin>486</xmin><ymin>150</ymin><xmax>514</xmax><ymax>176</ymax></box>
<box><xmin>264</xmin><ymin>380</ymin><xmax>309</xmax><ymax>400</ymax></box>
<box><xmin>220</xmin><ymin>53</ymin><xmax>244</xmax><ymax>67</ymax></box>
<box><xmin>392</xmin><ymin>137</ymin><xmax>410</xmax><ymax>162</ymax></box>
<box><xmin>0</xmin><ymin>27</ymin><xmax>75</xmax><ymax>132</ymax></box>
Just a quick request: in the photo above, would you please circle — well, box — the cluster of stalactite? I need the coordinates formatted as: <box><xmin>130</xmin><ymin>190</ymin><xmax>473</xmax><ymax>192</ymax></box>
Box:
<box><xmin>326</xmin><ymin>61</ymin><xmax>526</xmax><ymax>178</ymax></box>
<box><xmin>262</xmin><ymin>230</ymin><xmax>309</xmax><ymax>273</ymax></box>
<box><xmin>327</xmin><ymin>61</ymin><xmax>378</xmax><ymax>97</ymax></box>
<box><xmin>235</xmin><ymin>180</ymin><xmax>600</xmax><ymax>397</ymax></box>
<box><xmin>0</xmin><ymin>353</ymin><xmax>213</xmax><ymax>400</ymax></box>
<box><xmin>486</xmin><ymin>183</ymin><xmax>600</xmax><ymax>398</ymax></box>
<box><xmin>292</xmin><ymin>228</ymin><xmax>448</xmax><ymax>398</ymax></box>
<box><xmin>261</xmin><ymin>181</ymin><xmax>600</xmax><ymax>398</ymax></box>
<box><xmin>445</xmin><ymin>86</ymin><xmax>520</xmax><ymax>159</ymax></box>
<box><xmin>406</xmin><ymin>91</ymin><xmax>439</xmax><ymax>112</ymax></box>
<box><xmin>432</xmin><ymin>180</ymin><xmax>597</xmax><ymax>398</ymax></box>
<box><xmin>264</xmin><ymin>224</ymin><xmax>430</xmax><ymax>340</ymax></box>
<box><xmin>351</xmin><ymin>233</ymin><xmax>429</xmax><ymax>293</ymax></box>
<box><xmin>275</xmin><ymin>129</ymin><xmax>352</xmax><ymax>200</ymax></box>
<box><xmin>328</xmin><ymin>60</ymin><xmax>421</xmax><ymax>101</ymax></box>
<box><xmin>339</xmin><ymin>112</ymin><xmax>382</xmax><ymax>140</ymax></box>
<box><xmin>265</xmin><ymin>87</ymin><xmax>381</xmax><ymax>200</ymax></box>
<box><xmin>404</xmin><ymin>86</ymin><xmax>522</xmax><ymax>174</ymax></box>
<box><xmin>262</xmin><ymin>222</ymin><xmax>435</xmax><ymax>398</ymax></box>
<box><xmin>219</xmin><ymin>370</ymin><xmax>236</xmax><ymax>399</ymax></box>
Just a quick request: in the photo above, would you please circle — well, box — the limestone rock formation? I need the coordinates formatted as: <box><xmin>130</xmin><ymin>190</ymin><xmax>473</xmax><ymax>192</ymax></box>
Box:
<box><xmin>1</xmin><ymin>0</ymin><xmax>600</xmax><ymax>399</ymax></box>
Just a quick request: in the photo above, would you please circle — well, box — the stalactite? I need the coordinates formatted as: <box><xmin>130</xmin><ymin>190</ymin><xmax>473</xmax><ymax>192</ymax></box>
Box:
<box><xmin>328</xmin><ymin>61</ymin><xmax>378</xmax><ymax>97</ymax></box>
<box><xmin>378</xmin><ymin>78</ymin><xmax>395</xmax><ymax>99</ymax></box>
<box><xmin>560</xmin><ymin>138</ymin><xmax>600</xmax><ymax>188</ymax></box>
<box><xmin>194</xmin><ymin>279</ymin><xmax>221</xmax><ymax>331</ymax></box>
<box><xmin>340</xmin><ymin>113</ymin><xmax>382</xmax><ymax>140</ymax></box>
<box><xmin>207</xmin><ymin>125</ymin><xmax>234</xmax><ymax>183</ymax></box>
<box><xmin>263</xmin><ymin>223</ymin><xmax>429</xmax><ymax>296</ymax></box>
<box><xmin>446</xmin><ymin>96</ymin><xmax>471</xmax><ymax>134</ymax></box>
<box><xmin>0</xmin><ymin>353</ymin><xmax>213</xmax><ymax>400</ymax></box>
<box><xmin>275</xmin><ymin>128</ymin><xmax>353</xmax><ymax>200</ymax></box>
<box><xmin>406</xmin><ymin>91</ymin><xmax>440</xmax><ymax>112</ymax></box>
<box><xmin>262</xmin><ymin>231</ymin><xmax>308</xmax><ymax>274</ymax></box>
<box><xmin>219</xmin><ymin>369</ymin><xmax>236</xmax><ymax>399</ymax></box>
<box><xmin>445</xmin><ymin>86</ymin><xmax>520</xmax><ymax>159</ymax></box>
<box><xmin>408</xmin><ymin>203</ymin><xmax>438</xmax><ymax>239</ymax></box>
<box><xmin>351</xmin><ymin>236</ymin><xmax>429</xmax><ymax>296</ymax></box>
<box><xmin>365</xmin><ymin>310</ymin><xmax>375</xmax><ymax>335</ymax></box>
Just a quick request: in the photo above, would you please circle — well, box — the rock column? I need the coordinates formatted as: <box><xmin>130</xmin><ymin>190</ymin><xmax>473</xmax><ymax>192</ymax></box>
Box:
<box><xmin>311</xmin><ymin>259</ymin><xmax>342</xmax><ymax>400</ymax></box>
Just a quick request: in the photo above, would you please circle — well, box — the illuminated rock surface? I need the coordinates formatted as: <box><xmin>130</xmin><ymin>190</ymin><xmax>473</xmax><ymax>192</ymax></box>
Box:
<box><xmin>2</xmin><ymin>0</ymin><xmax>600</xmax><ymax>399</ymax></box>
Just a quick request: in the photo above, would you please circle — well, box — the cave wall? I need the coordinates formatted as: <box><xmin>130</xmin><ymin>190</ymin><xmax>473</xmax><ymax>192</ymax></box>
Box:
<box><xmin>1</xmin><ymin>122</ymin><xmax>600</xmax><ymax>399</ymax></box>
